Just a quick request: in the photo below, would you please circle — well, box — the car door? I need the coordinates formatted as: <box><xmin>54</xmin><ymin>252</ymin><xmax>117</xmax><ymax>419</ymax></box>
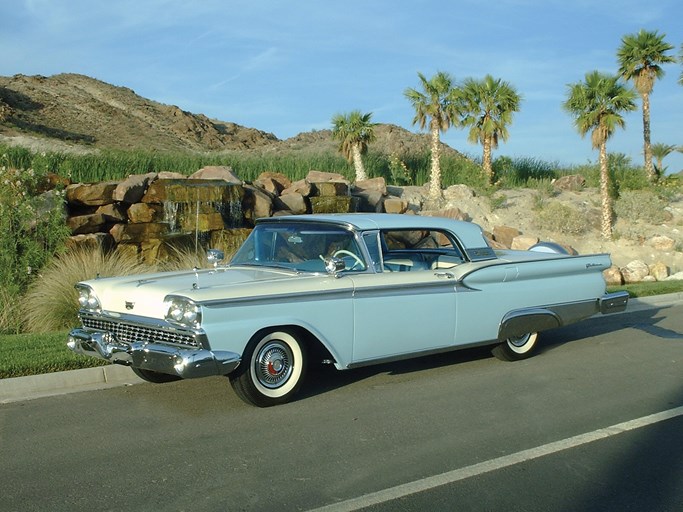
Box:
<box><xmin>347</xmin><ymin>228</ymin><xmax>459</xmax><ymax>364</ymax></box>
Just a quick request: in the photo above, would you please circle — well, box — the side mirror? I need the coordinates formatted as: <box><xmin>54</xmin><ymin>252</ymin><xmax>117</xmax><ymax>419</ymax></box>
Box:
<box><xmin>324</xmin><ymin>257</ymin><xmax>346</xmax><ymax>277</ymax></box>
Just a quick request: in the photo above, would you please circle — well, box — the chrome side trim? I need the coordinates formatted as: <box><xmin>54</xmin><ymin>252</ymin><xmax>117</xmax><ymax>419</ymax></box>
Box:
<box><xmin>497</xmin><ymin>292</ymin><xmax>629</xmax><ymax>341</ymax></box>
<box><xmin>346</xmin><ymin>338</ymin><xmax>497</xmax><ymax>369</ymax></box>
<box><xmin>67</xmin><ymin>328</ymin><xmax>240</xmax><ymax>379</ymax></box>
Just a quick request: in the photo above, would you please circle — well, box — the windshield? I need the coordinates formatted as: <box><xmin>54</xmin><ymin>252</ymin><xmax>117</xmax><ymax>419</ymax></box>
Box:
<box><xmin>230</xmin><ymin>222</ymin><xmax>367</xmax><ymax>273</ymax></box>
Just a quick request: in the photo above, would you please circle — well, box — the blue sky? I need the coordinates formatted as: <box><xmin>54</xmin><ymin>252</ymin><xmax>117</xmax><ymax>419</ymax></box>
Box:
<box><xmin>2</xmin><ymin>0</ymin><xmax>682</xmax><ymax>172</ymax></box>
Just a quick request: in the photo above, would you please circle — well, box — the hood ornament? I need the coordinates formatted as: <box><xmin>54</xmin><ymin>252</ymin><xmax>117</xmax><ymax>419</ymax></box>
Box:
<box><xmin>125</xmin><ymin>301</ymin><xmax>135</xmax><ymax>310</ymax></box>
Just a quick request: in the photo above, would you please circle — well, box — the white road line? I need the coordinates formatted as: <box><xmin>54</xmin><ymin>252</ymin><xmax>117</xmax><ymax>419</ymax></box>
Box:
<box><xmin>309</xmin><ymin>405</ymin><xmax>683</xmax><ymax>512</ymax></box>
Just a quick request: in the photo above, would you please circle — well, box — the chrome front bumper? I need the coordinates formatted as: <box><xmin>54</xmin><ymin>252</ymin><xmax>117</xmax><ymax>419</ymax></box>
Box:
<box><xmin>67</xmin><ymin>328</ymin><xmax>241</xmax><ymax>379</ymax></box>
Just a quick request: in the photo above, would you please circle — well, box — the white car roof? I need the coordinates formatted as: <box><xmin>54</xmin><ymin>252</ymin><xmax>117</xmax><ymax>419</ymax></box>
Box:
<box><xmin>258</xmin><ymin>213</ymin><xmax>490</xmax><ymax>251</ymax></box>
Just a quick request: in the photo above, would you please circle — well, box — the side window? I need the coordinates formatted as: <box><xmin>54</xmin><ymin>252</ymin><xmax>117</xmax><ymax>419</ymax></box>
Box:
<box><xmin>380</xmin><ymin>229</ymin><xmax>464</xmax><ymax>271</ymax></box>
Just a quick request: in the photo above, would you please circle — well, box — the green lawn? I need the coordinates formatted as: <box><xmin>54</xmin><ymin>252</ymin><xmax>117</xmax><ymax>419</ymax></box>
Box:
<box><xmin>2</xmin><ymin>281</ymin><xmax>682</xmax><ymax>379</ymax></box>
<box><xmin>0</xmin><ymin>331</ymin><xmax>107</xmax><ymax>379</ymax></box>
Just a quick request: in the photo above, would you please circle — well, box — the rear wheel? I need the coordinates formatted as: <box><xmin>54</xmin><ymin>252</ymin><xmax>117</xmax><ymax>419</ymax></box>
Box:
<box><xmin>131</xmin><ymin>367</ymin><xmax>182</xmax><ymax>383</ymax></box>
<box><xmin>229</xmin><ymin>329</ymin><xmax>307</xmax><ymax>407</ymax></box>
<box><xmin>492</xmin><ymin>332</ymin><xmax>539</xmax><ymax>361</ymax></box>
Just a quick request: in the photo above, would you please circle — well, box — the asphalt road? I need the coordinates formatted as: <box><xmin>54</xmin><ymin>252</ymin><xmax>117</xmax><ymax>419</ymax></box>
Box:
<box><xmin>1</xmin><ymin>304</ymin><xmax>682</xmax><ymax>512</ymax></box>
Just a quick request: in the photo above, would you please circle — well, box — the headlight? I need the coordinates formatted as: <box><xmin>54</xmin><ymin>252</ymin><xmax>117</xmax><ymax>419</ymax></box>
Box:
<box><xmin>76</xmin><ymin>284</ymin><xmax>101</xmax><ymax>312</ymax></box>
<box><xmin>164</xmin><ymin>296</ymin><xmax>202</xmax><ymax>328</ymax></box>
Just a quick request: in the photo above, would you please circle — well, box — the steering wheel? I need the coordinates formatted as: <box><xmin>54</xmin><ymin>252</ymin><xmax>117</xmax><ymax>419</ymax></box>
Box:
<box><xmin>332</xmin><ymin>250</ymin><xmax>364</xmax><ymax>270</ymax></box>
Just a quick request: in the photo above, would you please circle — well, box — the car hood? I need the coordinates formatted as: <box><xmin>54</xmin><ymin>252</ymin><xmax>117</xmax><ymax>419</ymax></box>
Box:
<box><xmin>81</xmin><ymin>266</ymin><xmax>332</xmax><ymax>319</ymax></box>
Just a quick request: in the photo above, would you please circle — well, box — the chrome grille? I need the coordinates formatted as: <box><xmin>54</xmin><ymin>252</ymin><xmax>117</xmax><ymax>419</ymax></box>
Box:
<box><xmin>81</xmin><ymin>316</ymin><xmax>199</xmax><ymax>348</ymax></box>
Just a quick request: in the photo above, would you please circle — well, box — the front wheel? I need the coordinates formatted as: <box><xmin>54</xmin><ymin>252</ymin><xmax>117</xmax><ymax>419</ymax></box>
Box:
<box><xmin>492</xmin><ymin>332</ymin><xmax>539</xmax><ymax>362</ymax></box>
<box><xmin>229</xmin><ymin>329</ymin><xmax>307</xmax><ymax>407</ymax></box>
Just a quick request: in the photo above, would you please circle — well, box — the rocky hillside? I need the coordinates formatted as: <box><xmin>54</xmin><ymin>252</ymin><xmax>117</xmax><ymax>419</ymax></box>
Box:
<box><xmin>0</xmin><ymin>73</ymin><xmax>463</xmax><ymax>159</ymax></box>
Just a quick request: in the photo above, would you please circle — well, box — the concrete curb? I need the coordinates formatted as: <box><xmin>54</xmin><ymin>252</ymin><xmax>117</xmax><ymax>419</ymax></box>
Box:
<box><xmin>1</xmin><ymin>293</ymin><xmax>682</xmax><ymax>404</ymax></box>
<box><xmin>0</xmin><ymin>364</ymin><xmax>143</xmax><ymax>404</ymax></box>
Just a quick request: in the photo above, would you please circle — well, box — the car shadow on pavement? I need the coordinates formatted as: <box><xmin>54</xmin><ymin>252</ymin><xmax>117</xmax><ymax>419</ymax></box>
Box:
<box><xmin>537</xmin><ymin>304</ymin><xmax>679</xmax><ymax>355</ymax></box>
<box><xmin>298</xmin><ymin>344</ymin><xmax>495</xmax><ymax>401</ymax></box>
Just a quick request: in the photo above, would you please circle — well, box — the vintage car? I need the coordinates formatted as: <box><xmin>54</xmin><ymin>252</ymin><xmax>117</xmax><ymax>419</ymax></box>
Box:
<box><xmin>67</xmin><ymin>213</ymin><xmax>628</xmax><ymax>406</ymax></box>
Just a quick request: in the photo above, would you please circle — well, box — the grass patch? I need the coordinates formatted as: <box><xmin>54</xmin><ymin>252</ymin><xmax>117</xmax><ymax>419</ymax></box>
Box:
<box><xmin>0</xmin><ymin>331</ymin><xmax>107</xmax><ymax>379</ymax></box>
<box><xmin>608</xmin><ymin>280</ymin><xmax>683</xmax><ymax>298</ymax></box>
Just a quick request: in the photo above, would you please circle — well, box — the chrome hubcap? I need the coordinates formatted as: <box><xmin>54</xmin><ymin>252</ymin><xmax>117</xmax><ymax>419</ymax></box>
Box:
<box><xmin>255</xmin><ymin>341</ymin><xmax>293</xmax><ymax>389</ymax></box>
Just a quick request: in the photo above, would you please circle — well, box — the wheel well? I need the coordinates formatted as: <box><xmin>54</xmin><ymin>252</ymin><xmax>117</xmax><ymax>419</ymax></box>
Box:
<box><xmin>253</xmin><ymin>325</ymin><xmax>336</xmax><ymax>365</ymax></box>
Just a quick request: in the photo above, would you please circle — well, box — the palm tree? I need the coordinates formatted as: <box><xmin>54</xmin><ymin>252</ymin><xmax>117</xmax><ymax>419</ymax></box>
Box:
<box><xmin>330</xmin><ymin>110</ymin><xmax>376</xmax><ymax>182</ymax></box>
<box><xmin>650</xmin><ymin>142</ymin><xmax>677</xmax><ymax>174</ymax></box>
<box><xmin>617</xmin><ymin>29</ymin><xmax>675</xmax><ymax>181</ymax></box>
<box><xmin>563</xmin><ymin>71</ymin><xmax>637</xmax><ymax>240</ymax></box>
<box><xmin>404</xmin><ymin>71</ymin><xmax>458</xmax><ymax>200</ymax></box>
<box><xmin>456</xmin><ymin>75</ymin><xmax>521</xmax><ymax>185</ymax></box>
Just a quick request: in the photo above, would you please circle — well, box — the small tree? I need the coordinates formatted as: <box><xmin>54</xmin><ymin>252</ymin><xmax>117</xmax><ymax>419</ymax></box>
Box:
<box><xmin>650</xmin><ymin>142</ymin><xmax>677</xmax><ymax>174</ymax></box>
<box><xmin>330</xmin><ymin>111</ymin><xmax>376</xmax><ymax>182</ymax></box>
<box><xmin>456</xmin><ymin>75</ymin><xmax>522</xmax><ymax>185</ymax></box>
<box><xmin>563</xmin><ymin>71</ymin><xmax>637</xmax><ymax>240</ymax></box>
<box><xmin>617</xmin><ymin>29</ymin><xmax>675</xmax><ymax>181</ymax></box>
<box><xmin>404</xmin><ymin>71</ymin><xmax>459</xmax><ymax>200</ymax></box>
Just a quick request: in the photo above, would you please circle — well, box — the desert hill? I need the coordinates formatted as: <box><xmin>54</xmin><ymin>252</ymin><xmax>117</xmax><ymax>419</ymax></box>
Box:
<box><xmin>0</xmin><ymin>72</ymin><xmax>462</xmax><ymax>159</ymax></box>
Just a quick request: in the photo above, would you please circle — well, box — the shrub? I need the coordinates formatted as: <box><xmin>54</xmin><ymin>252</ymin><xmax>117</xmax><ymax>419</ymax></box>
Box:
<box><xmin>0</xmin><ymin>163</ymin><xmax>71</xmax><ymax>333</ymax></box>
<box><xmin>614</xmin><ymin>190</ymin><xmax>671</xmax><ymax>225</ymax></box>
<box><xmin>535</xmin><ymin>202</ymin><xmax>589</xmax><ymax>235</ymax></box>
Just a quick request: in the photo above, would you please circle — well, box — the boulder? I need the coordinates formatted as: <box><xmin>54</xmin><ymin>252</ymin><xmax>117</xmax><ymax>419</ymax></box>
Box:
<box><xmin>492</xmin><ymin>226</ymin><xmax>521</xmax><ymax>249</ymax></box>
<box><xmin>649</xmin><ymin>261</ymin><xmax>670</xmax><ymax>281</ymax></box>
<box><xmin>189</xmin><ymin>166</ymin><xmax>242</xmax><ymax>184</ymax></box>
<box><xmin>354</xmin><ymin>191</ymin><xmax>384</xmax><ymax>212</ymax></box>
<box><xmin>511</xmin><ymin>235</ymin><xmax>540</xmax><ymax>250</ymax></box>
<box><xmin>67</xmin><ymin>213</ymin><xmax>110</xmax><ymax>234</ymax></box>
<box><xmin>127</xmin><ymin>203</ymin><xmax>163</xmax><ymax>224</ymax></box>
<box><xmin>443</xmin><ymin>184</ymin><xmax>475</xmax><ymax>201</ymax></box>
<box><xmin>621</xmin><ymin>260</ymin><xmax>650</xmax><ymax>284</ymax></box>
<box><xmin>383</xmin><ymin>198</ymin><xmax>409</xmax><ymax>214</ymax></box>
<box><xmin>603</xmin><ymin>266</ymin><xmax>624</xmax><ymax>286</ymax></box>
<box><xmin>277</xmin><ymin>192</ymin><xmax>308</xmax><ymax>215</ymax></box>
<box><xmin>110</xmin><ymin>222</ymin><xmax>169</xmax><ymax>243</ymax></box>
<box><xmin>113</xmin><ymin>173</ymin><xmax>157</xmax><ymax>203</ymax></box>
<box><xmin>95</xmin><ymin>203</ymin><xmax>127</xmax><ymax>223</ymax></box>
<box><xmin>253</xmin><ymin>177</ymin><xmax>282</xmax><ymax>196</ymax></box>
<box><xmin>66</xmin><ymin>182</ymin><xmax>118</xmax><ymax>206</ymax></box>
<box><xmin>243</xmin><ymin>185</ymin><xmax>274</xmax><ymax>223</ymax></box>
<box><xmin>282</xmin><ymin>179</ymin><xmax>312</xmax><ymax>197</ymax></box>
<box><xmin>256</xmin><ymin>172</ymin><xmax>292</xmax><ymax>192</ymax></box>
<box><xmin>649</xmin><ymin>235</ymin><xmax>676</xmax><ymax>251</ymax></box>
<box><xmin>353</xmin><ymin>177</ymin><xmax>387</xmax><ymax>196</ymax></box>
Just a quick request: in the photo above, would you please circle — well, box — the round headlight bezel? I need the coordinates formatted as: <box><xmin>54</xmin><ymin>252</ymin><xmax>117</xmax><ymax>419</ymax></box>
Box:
<box><xmin>164</xmin><ymin>296</ymin><xmax>202</xmax><ymax>328</ymax></box>
<box><xmin>76</xmin><ymin>284</ymin><xmax>101</xmax><ymax>313</ymax></box>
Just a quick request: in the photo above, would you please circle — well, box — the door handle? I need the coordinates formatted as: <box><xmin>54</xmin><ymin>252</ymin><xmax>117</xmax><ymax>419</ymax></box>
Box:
<box><xmin>434</xmin><ymin>272</ymin><xmax>455</xmax><ymax>279</ymax></box>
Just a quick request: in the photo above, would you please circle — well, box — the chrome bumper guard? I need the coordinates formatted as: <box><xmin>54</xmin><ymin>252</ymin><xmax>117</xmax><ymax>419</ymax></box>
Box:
<box><xmin>67</xmin><ymin>328</ymin><xmax>241</xmax><ymax>379</ymax></box>
<box><xmin>599</xmin><ymin>291</ymin><xmax>629</xmax><ymax>314</ymax></box>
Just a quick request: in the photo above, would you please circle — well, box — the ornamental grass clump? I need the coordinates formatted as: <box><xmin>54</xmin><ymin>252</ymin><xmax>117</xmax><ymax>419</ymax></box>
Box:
<box><xmin>21</xmin><ymin>245</ymin><xmax>153</xmax><ymax>333</ymax></box>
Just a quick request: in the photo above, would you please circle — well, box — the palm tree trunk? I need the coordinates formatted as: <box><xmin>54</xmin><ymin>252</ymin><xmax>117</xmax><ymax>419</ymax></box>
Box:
<box><xmin>351</xmin><ymin>144</ymin><xmax>368</xmax><ymax>182</ymax></box>
<box><xmin>428</xmin><ymin>122</ymin><xmax>442</xmax><ymax>200</ymax></box>
<box><xmin>482</xmin><ymin>137</ymin><xmax>494</xmax><ymax>185</ymax></box>
<box><xmin>599</xmin><ymin>142</ymin><xmax>613</xmax><ymax>240</ymax></box>
<box><xmin>642</xmin><ymin>92</ymin><xmax>656</xmax><ymax>181</ymax></box>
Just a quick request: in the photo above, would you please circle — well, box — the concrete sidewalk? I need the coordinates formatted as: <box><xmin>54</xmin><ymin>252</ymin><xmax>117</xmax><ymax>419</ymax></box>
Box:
<box><xmin>2</xmin><ymin>293</ymin><xmax>682</xmax><ymax>404</ymax></box>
